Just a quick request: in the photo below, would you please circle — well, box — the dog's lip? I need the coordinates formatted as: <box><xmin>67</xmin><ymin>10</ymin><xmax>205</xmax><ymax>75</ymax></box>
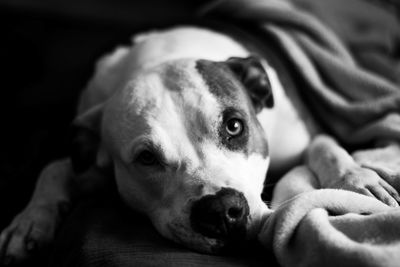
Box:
<box><xmin>166</xmin><ymin>219</ymin><xmax>249</xmax><ymax>254</ymax></box>
<box><xmin>201</xmin><ymin>235</ymin><xmax>253</xmax><ymax>255</ymax></box>
<box><xmin>167</xmin><ymin>223</ymin><xmax>225</xmax><ymax>253</ymax></box>
<box><xmin>183</xmin><ymin>235</ymin><xmax>247</xmax><ymax>255</ymax></box>
<box><xmin>191</xmin><ymin>219</ymin><xmax>248</xmax><ymax>241</ymax></box>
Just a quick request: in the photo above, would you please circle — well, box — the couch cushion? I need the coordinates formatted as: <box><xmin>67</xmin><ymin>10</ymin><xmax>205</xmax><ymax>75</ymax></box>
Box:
<box><xmin>50</xmin><ymin>195</ymin><xmax>278</xmax><ymax>267</ymax></box>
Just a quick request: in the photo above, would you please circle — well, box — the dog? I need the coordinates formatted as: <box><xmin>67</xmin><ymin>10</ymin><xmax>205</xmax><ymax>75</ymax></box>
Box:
<box><xmin>1</xmin><ymin>25</ymin><xmax>399</xmax><ymax>265</ymax></box>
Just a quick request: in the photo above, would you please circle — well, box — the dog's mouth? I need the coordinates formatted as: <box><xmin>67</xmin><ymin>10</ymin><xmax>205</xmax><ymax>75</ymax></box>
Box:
<box><xmin>167</xmin><ymin>220</ymin><xmax>225</xmax><ymax>253</ymax></box>
<box><xmin>167</xmin><ymin>218</ymin><xmax>250</xmax><ymax>254</ymax></box>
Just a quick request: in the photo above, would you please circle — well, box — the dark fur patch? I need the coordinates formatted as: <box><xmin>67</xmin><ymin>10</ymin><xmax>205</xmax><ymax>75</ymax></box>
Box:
<box><xmin>195</xmin><ymin>60</ymin><xmax>268</xmax><ymax>158</ymax></box>
<box><xmin>226</xmin><ymin>56</ymin><xmax>274</xmax><ymax>111</ymax></box>
<box><xmin>196</xmin><ymin>59</ymin><xmax>241</xmax><ymax>105</ymax></box>
<box><xmin>218</xmin><ymin>108</ymin><xmax>249</xmax><ymax>153</ymax></box>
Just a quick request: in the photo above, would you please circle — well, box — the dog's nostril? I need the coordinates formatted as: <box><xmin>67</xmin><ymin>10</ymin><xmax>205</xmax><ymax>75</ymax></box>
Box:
<box><xmin>227</xmin><ymin>207</ymin><xmax>243</xmax><ymax>220</ymax></box>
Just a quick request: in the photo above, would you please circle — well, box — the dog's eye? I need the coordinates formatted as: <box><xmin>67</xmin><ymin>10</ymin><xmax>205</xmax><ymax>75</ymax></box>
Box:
<box><xmin>225</xmin><ymin>118</ymin><xmax>244</xmax><ymax>137</ymax></box>
<box><xmin>136</xmin><ymin>150</ymin><xmax>158</xmax><ymax>165</ymax></box>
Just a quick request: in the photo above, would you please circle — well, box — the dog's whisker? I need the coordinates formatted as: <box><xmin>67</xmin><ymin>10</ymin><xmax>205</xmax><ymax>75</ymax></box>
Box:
<box><xmin>262</xmin><ymin>200</ymin><xmax>272</xmax><ymax>205</ymax></box>
<box><xmin>263</xmin><ymin>182</ymin><xmax>277</xmax><ymax>187</ymax></box>
<box><xmin>270</xmin><ymin>194</ymin><xmax>304</xmax><ymax>209</ymax></box>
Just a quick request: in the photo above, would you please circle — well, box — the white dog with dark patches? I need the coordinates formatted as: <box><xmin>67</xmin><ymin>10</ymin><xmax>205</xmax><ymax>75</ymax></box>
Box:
<box><xmin>1</xmin><ymin>26</ymin><xmax>399</xmax><ymax>265</ymax></box>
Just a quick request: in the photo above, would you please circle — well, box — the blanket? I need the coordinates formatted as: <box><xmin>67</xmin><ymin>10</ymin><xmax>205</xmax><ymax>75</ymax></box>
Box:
<box><xmin>200</xmin><ymin>0</ymin><xmax>400</xmax><ymax>267</ymax></box>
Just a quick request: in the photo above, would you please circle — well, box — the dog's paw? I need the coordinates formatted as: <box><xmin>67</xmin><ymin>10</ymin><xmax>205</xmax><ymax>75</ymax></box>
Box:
<box><xmin>329</xmin><ymin>166</ymin><xmax>400</xmax><ymax>207</ymax></box>
<box><xmin>0</xmin><ymin>202</ymin><xmax>67</xmax><ymax>265</ymax></box>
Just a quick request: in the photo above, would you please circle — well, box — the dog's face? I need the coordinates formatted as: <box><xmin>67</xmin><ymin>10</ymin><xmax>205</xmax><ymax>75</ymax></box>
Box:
<box><xmin>75</xmin><ymin>56</ymin><xmax>274</xmax><ymax>253</ymax></box>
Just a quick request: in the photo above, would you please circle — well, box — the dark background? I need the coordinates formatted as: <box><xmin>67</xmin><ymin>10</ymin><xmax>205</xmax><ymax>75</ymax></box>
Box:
<box><xmin>1</xmin><ymin>1</ymin><xmax>398</xmax><ymax>266</ymax></box>
<box><xmin>0</xmin><ymin>0</ymin><xmax>209</xmax><ymax>230</ymax></box>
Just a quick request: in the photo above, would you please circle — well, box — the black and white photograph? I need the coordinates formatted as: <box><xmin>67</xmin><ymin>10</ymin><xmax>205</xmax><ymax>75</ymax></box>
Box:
<box><xmin>1</xmin><ymin>0</ymin><xmax>400</xmax><ymax>266</ymax></box>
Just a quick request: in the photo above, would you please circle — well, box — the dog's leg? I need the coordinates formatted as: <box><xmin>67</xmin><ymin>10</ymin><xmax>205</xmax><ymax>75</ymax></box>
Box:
<box><xmin>306</xmin><ymin>135</ymin><xmax>400</xmax><ymax>207</ymax></box>
<box><xmin>0</xmin><ymin>158</ymin><xmax>109</xmax><ymax>265</ymax></box>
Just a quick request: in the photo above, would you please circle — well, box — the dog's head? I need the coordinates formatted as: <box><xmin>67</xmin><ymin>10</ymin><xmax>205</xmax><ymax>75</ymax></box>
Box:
<box><xmin>72</xmin><ymin>54</ymin><xmax>274</xmax><ymax>253</ymax></box>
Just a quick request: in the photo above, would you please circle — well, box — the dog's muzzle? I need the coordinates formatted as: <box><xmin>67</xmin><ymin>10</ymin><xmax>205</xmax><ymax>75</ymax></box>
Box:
<box><xmin>190</xmin><ymin>187</ymin><xmax>249</xmax><ymax>241</ymax></box>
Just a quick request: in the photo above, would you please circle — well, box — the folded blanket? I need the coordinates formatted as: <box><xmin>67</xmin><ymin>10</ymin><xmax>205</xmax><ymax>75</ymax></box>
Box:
<box><xmin>259</xmin><ymin>190</ymin><xmax>399</xmax><ymax>267</ymax></box>
<box><xmin>201</xmin><ymin>1</ymin><xmax>400</xmax><ymax>267</ymax></box>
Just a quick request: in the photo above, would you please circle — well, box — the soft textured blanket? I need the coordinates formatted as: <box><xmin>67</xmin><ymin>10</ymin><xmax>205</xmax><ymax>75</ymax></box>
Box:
<box><xmin>201</xmin><ymin>0</ymin><xmax>400</xmax><ymax>267</ymax></box>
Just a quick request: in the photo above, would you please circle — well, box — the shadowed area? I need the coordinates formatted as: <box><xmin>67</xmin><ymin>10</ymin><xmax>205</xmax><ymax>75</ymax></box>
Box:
<box><xmin>49</xmin><ymin>193</ymin><xmax>277</xmax><ymax>267</ymax></box>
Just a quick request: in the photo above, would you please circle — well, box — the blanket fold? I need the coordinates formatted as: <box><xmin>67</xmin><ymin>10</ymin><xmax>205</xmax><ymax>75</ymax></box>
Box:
<box><xmin>259</xmin><ymin>190</ymin><xmax>400</xmax><ymax>267</ymax></box>
<box><xmin>201</xmin><ymin>1</ymin><xmax>400</xmax><ymax>266</ymax></box>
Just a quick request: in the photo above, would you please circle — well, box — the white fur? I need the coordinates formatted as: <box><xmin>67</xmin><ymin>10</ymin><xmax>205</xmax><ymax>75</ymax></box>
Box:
<box><xmin>257</xmin><ymin>66</ymin><xmax>317</xmax><ymax>173</ymax></box>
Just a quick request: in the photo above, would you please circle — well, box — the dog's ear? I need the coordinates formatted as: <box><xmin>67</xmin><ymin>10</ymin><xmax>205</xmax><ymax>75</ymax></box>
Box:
<box><xmin>226</xmin><ymin>56</ymin><xmax>274</xmax><ymax>112</ymax></box>
<box><xmin>70</xmin><ymin>103</ymin><xmax>109</xmax><ymax>173</ymax></box>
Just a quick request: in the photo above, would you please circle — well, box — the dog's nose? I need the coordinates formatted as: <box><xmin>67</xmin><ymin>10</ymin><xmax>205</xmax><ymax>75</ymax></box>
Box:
<box><xmin>190</xmin><ymin>187</ymin><xmax>249</xmax><ymax>240</ymax></box>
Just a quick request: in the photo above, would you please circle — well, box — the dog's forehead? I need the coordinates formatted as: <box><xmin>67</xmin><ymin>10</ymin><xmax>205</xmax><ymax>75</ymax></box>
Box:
<box><xmin>127</xmin><ymin>59</ymin><xmax>223</xmax><ymax>127</ymax></box>
<box><xmin>123</xmin><ymin>58</ymin><xmax>252</xmax><ymax>132</ymax></box>
<box><xmin>128</xmin><ymin>58</ymin><xmax>254</xmax><ymax>111</ymax></box>
<box><xmin>195</xmin><ymin>59</ymin><xmax>248</xmax><ymax>107</ymax></box>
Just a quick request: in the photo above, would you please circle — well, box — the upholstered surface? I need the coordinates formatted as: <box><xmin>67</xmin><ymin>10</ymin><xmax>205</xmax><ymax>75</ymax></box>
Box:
<box><xmin>50</xmin><ymin>194</ymin><xmax>278</xmax><ymax>267</ymax></box>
